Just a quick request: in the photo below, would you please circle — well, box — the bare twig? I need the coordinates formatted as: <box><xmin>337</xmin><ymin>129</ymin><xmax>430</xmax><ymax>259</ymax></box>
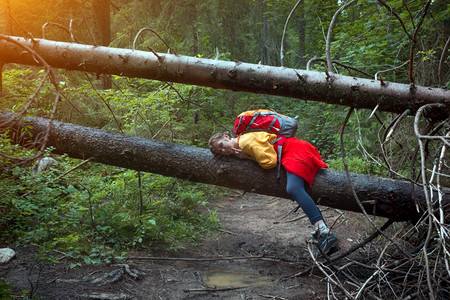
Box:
<box><xmin>83</xmin><ymin>73</ymin><xmax>123</xmax><ymax>133</ymax></box>
<box><xmin>401</xmin><ymin>0</ymin><xmax>415</xmax><ymax>29</ymax></box>
<box><xmin>133</xmin><ymin>28</ymin><xmax>176</xmax><ymax>54</ymax></box>
<box><xmin>0</xmin><ymin>35</ymin><xmax>59</xmax><ymax>88</ymax></box>
<box><xmin>380</xmin><ymin>111</ymin><xmax>407</xmax><ymax>171</ymax></box>
<box><xmin>332</xmin><ymin>219</ymin><xmax>395</xmax><ymax>262</ymax></box>
<box><xmin>6</xmin><ymin>9</ymin><xmax>34</xmax><ymax>40</ymax></box>
<box><xmin>40</xmin><ymin>21</ymin><xmax>85</xmax><ymax>116</ymax></box>
<box><xmin>307</xmin><ymin>246</ymin><xmax>356</xmax><ymax>299</ymax></box>
<box><xmin>122</xmin><ymin>255</ymin><xmax>295</xmax><ymax>263</ymax></box>
<box><xmin>376</xmin><ymin>0</ymin><xmax>412</xmax><ymax>40</ymax></box>
<box><xmin>325</xmin><ymin>0</ymin><xmax>358</xmax><ymax>73</ymax></box>
<box><xmin>81</xmin><ymin>5</ymin><xmax>97</xmax><ymax>45</ymax></box>
<box><xmin>42</xmin><ymin>22</ymin><xmax>79</xmax><ymax>43</ymax></box>
<box><xmin>413</xmin><ymin>103</ymin><xmax>449</xmax><ymax>300</ymax></box>
<box><xmin>340</xmin><ymin>108</ymin><xmax>411</xmax><ymax>256</ymax></box>
<box><xmin>0</xmin><ymin>34</ymin><xmax>62</xmax><ymax>163</ymax></box>
<box><xmin>280</xmin><ymin>0</ymin><xmax>304</xmax><ymax>67</ymax></box>
<box><xmin>306</xmin><ymin>58</ymin><xmax>372</xmax><ymax>77</ymax></box>
<box><xmin>287</xmin><ymin>219</ymin><xmax>394</xmax><ymax>279</ymax></box>
<box><xmin>258</xmin><ymin>294</ymin><xmax>286</xmax><ymax>300</ymax></box>
<box><xmin>53</xmin><ymin>157</ymin><xmax>95</xmax><ymax>182</ymax></box>
<box><xmin>414</xmin><ymin>105</ymin><xmax>450</xmax><ymax>146</ymax></box>
<box><xmin>436</xmin><ymin>132</ymin><xmax>450</xmax><ymax>277</ymax></box>
<box><xmin>374</xmin><ymin>60</ymin><xmax>409</xmax><ymax>81</ymax></box>
<box><xmin>0</xmin><ymin>70</ymin><xmax>50</xmax><ymax>129</ymax></box>
<box><xmin>184</xmin><ymin>286</ymin><xmax>246</xmax><ymax>293</ymax></box>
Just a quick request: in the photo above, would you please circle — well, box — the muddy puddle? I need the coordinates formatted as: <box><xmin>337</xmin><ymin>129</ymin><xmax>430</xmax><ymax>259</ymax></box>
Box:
<box><xmin>202</xmin><ymin>270</ymin><xmax>275</xmax><ymax>289</ymax></box>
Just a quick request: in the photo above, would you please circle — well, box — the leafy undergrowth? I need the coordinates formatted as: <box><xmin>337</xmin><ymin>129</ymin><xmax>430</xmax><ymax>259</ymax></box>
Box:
<box><xmin>0</xmin><ymin>134</ymin><xmax>222</xmax><ymax>265</ymax></box>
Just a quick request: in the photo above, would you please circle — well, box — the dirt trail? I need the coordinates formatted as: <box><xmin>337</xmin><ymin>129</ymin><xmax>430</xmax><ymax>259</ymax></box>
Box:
<box><xmin>1</xmin><ymin>193</ymin><xmax>368</xmax><ymax>299</ymax></box>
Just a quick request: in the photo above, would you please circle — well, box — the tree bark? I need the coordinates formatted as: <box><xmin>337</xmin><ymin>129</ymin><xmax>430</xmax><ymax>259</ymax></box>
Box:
<box><xmin>0</xmin><ymin>36</ymin><xmax>448</xmax><ymax>117</ymax></box>
<box><xmin>2</xmin><ymin>111</ymin><xmax>448</xmax><ymax>221</ymax></box>
<box><xmin>91</xmin><ymin>0</ymin><xmax>111</xmax><ymax>47</ymax></box>
<box><xmin>91</xmin><ymin>0</ymin><xmax>111</xmax><ymax>89</ymax></box>
<box><xmin>6</xmin><ymin>0</ymin><xmax>13</xmax><ymax>35</ymax></box>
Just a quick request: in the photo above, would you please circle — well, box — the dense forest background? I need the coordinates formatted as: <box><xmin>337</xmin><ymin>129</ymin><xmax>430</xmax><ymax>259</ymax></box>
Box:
<box><xmin>0</xmin><ymin>0</ymin><xmax>449</xmax><ymax>298</ymax></box>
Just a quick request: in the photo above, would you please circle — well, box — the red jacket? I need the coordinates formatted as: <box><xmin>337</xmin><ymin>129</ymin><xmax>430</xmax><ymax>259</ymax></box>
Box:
<box><xmin>238</xmin><ymin>132</ymin><xmax>327</xmax><ymax>187</ymax></box>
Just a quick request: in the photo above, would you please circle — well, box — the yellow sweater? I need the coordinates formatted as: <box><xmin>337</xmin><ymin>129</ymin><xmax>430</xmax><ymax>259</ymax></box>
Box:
<box><xmin>238</xmin><ymin>132</ymin><xmax>278</xmax><ymax>169</ymax></box>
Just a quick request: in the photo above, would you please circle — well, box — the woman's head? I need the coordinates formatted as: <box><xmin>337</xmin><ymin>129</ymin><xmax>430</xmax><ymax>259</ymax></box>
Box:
<box><xmin>208</xmin><ymin>132</ymin><xmax>239</xmax><ymax>156</ymax></box>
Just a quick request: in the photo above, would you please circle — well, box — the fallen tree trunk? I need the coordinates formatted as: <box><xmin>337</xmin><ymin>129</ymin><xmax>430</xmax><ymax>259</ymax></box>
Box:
<box><xmin>2</xmin><ymin>111</ymin><xmax>448</xmax><ymax>221</ymax></box>
<box><xmin>0</xmin><ymin>35</ymin><xmax>448</xmax><ymax>117</ymax></box>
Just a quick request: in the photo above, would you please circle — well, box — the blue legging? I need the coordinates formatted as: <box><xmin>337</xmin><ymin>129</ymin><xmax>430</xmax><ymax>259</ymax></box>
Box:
<box><xmin>286</xmin><ymin>171</ymin><xmax>323</xmax><ymax>224</ymax></box>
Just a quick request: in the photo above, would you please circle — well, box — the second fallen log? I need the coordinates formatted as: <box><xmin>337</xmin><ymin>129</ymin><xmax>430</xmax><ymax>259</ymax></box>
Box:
<box><xmin>2</xmin><ymin>111</ymin><xmax>447</xmax><ymax>221</ymax></box>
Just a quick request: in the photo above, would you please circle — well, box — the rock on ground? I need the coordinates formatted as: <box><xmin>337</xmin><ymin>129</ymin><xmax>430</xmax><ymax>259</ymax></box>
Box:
<box><xmin>0</xmin><ymin>248</ymin><xmax>15</xmax><ymax>264</ymax></box>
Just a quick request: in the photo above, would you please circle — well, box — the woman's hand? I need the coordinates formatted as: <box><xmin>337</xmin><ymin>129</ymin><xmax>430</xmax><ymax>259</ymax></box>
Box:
<box><xmin>234</xmin><ymin>149</ymin><xmax>256</xmax><ymax>161</ymax></box>
<box><xmin>231</xmin><ymin>147</ymin><xmax>242</xmax><ymax>157</ymax></box>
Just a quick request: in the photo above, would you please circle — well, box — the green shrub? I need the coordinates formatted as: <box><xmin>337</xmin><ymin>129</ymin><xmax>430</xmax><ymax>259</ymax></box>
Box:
<box><xmin>0</xmin><ymin>133</ymin><xmax>219</xmax><ymax>261</ymax></box>
<box><xmin>0</xmin><ymin>278</ymin><xmax>13</xmax><ymax>299</ymax></box>
<box><xmin>327</xmin><ymin>156</ymin><xmax>384</xmax><ymax>176</ymax></box>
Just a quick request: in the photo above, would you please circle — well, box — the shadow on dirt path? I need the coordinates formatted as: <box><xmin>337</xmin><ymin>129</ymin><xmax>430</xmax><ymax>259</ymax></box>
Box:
<box><xmin>1</xmin><ymin>193</ymin><xmax>369</xmax><ymax>299</ymax></box>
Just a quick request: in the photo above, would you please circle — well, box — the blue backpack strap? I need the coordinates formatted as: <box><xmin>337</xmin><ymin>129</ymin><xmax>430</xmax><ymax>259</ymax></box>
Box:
<box><xmin>267</xmin><ymin>117</ymin><xmax>278</xmax><ymax>131</ymax></box>
<box><xmin>245</xmin><ymin>112</ymin><xmax>261</xmax><ymax>131</ymax></box>
<box><xmin>270</xmin><ymin>137</ymin><xmax>283</xmax><ymax>183</ymax></box>
<box><xmin>235</xmin><ymin>116</ymin><xmax>244</xmax><ymax>133</ymax></box>
<box><xmin>276</xmin><ymin>145</ymin><xmax>282</xmax><ymax>182</ymax></box>
<box><xmin>270</xmin><ymin>137</ymin><xmax>282</xmax><ymax>145</ymax></box>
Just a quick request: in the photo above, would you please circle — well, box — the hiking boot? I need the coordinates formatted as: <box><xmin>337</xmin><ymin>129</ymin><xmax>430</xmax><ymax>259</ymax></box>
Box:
<box><xmin>311</xmin><ymin>228</ymin><xmax>337</xmax><ymax>256</ymax></box>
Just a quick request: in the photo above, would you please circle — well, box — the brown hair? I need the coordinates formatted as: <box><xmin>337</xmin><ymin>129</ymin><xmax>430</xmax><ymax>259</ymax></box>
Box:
<box><xmin>208</xmin><ymin>132</ymin><xmax>228</xmax><ymax>155</ymax></box>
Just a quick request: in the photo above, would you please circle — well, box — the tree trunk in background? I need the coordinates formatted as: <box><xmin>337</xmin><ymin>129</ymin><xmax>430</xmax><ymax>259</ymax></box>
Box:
<box><xmin>92</xmin><ymin>0</ymin><xmax>111</xmax><ymax>46</ymax></box>
<box><xmin>92</xmin><ymin>0</ymin><xmax>111</xmax><ymax>89</ymax></box>
<box><xmin>192</xmin><ymin>10</ymin><xmax>200</xmax><ymax>126</ymax></box>
<box><xmin>6</xmin><ymin>0</ymin><xmax>13</xmax><ymax>35</ymax></box>
<box><xmin>2</xmin><ymin>111</ymin><xmax>448</xmax><ymax>221</ymax></box>
<box><xmin>261</xmin><ymin>2</ymin><xmax>271</xmax><ymax>66</ymax></box>
<box><xmin>0</xmin><ymin>36</ymin><xmax>448</xmax><ymax>117</ymax></box>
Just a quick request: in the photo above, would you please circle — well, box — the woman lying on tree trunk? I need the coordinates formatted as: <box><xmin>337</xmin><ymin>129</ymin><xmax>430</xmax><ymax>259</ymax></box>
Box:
<box><xmin>208</xmin><ymin>130</ymin><xmax>338</xmax><ymax>256</ymax></box>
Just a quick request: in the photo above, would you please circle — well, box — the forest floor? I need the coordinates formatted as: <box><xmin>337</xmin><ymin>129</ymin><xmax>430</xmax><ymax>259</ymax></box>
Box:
<box><xmin>1</xmin><ymin>192</ymin><xmax>378</xmax><ymax>299</ymax></box>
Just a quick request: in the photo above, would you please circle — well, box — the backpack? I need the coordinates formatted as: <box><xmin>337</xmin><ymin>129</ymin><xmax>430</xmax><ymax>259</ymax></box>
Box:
<box><xmin>233</xmin><ymin>109</ymin><xmax>298</xmax><ymax>137</ymax></box>
<box><xmin>233</xmin><ymin>109</ymin><xmax>298</xmax><ymax>182</ymax></box>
